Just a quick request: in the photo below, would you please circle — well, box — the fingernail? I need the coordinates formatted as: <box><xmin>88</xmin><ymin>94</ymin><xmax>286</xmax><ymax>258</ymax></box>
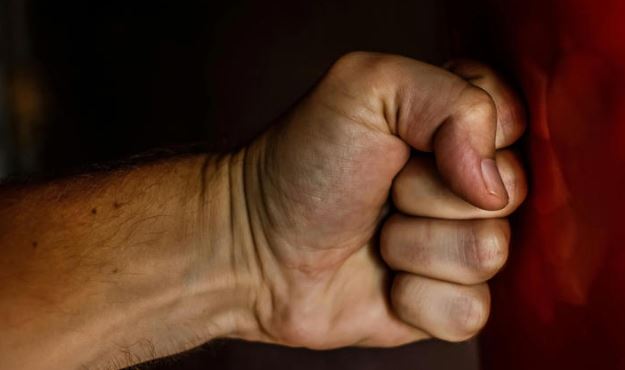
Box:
<box><xmin>481</xmin><ymin>158</ymin><xmax>508</xmax><ymax>199</ymax></box>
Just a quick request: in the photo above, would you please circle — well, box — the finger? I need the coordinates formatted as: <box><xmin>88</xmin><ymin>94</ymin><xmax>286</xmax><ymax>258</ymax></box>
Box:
<box><xmin>391</xmin><ymin>273</ymin><xmax>490</xmax><ymax>342</ymax></box>
<box><xmin>381</xmin><ymin>216</ymin><xmax>509</xmax><ymax>285</ymax></box>
<box><xmin>446</xmin><ymin>59</ymin><xmax>526</xmax><ymax>148</ymax></box>
<box><xmin>392</xmin><ymin>150</ymin><xmax>527</xmax><ymax>219</ymax></box>
<box><xmin>431</xmin><ymin>86</ymin><xmax>507</xmax><ymax>211</ymax></box>
<box><xmin>321</xmin><ymin>53</ymin><xmax>510</xmax><ymax>210</ymax></box>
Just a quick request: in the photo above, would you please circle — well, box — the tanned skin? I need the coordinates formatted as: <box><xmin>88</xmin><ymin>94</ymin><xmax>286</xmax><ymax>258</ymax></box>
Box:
<box><xmin>0</xmin><ymin>54</ymin><xmax>526</xmax><ymax>369</ymax></box>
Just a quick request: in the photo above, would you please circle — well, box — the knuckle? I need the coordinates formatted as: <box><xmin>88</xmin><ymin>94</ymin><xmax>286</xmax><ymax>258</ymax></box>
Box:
<box><xmin>446</xmin><ymin>288</ymin><xmax>490</xmax><ymax>341</ymax></box>
<box><xmin>508</xmin><ymin>98</ymin><xmax>527</xmax><ymax>133</ymax></box>
<box><xmin>457</xmin><ymin>85</ymin><xmax>497</xmax><ymax>124</ymax></box>
<box><xmin>333</xmin><ymin>51</ymin><xmax>377</xmax><ymax>69</ymax></box>
<box><xmin>465</xmin><ymin>220</ymin><xmax>509</xmax><ymax>279</ymax></box>
<box><xmin>329</xmin><ymin>52</ymin><xmax>376</xmax><ymax>80</ymax></box>
<box><xmin>329</xmin><ymin>51</ymin><xmax>399</xmax><ymax>90</ymax></box>
<box><xmin>272</xmin><ymin>308</ymin><xmax>332</xmax><ymax>349</ymax></box>
<box><xmin>499</xmin><ymin>151</ymin><xmax>528</xmax><ymax>211</ymax></box>
<box><xmin>446</xmin><ymin>58</ymin><xmax>487</xmax><ymax>75</ymax></box>
<box><xmin>381</xmin><ymin>219</ymin><xmax>430</xmax><ymax>272</ymax></box>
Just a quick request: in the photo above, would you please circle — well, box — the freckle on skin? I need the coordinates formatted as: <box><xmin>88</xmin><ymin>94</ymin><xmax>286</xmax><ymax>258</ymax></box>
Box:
<box><xmin>91</xmin><ymin>208</ymin><xmax>97</xmax><ymax>215</ymax></box>
<box><xmin>32</xmin><ymin>241</ymin><xmax>38</xmax><ymax>248</ymax></box>
<box><xmin>112</xmin><ymin>268</ymin><xmax>119</xmax><ymax>274</ymax></box>
<box><xmin>113</xmin><ymin>202</ymin><xmax>121</xmax><ymax>209</ymax></box>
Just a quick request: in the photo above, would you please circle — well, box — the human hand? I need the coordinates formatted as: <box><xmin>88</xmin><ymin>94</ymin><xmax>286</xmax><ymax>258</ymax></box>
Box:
<box><xmin>0</xmin><ymin>52</ymin><xmax>526</xmax><ymax>369</ymax></box>
<box><xmin>237</xmin><ymin>53</ymin><xmax>527</xmax><ymax>348</ymax></box>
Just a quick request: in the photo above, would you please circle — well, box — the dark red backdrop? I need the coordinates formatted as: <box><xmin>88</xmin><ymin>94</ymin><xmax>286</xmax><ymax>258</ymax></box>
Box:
<box><xmin>480</xmin><ymin>1</ymin><xmax>625</xmax><ymax>368</ymax></box>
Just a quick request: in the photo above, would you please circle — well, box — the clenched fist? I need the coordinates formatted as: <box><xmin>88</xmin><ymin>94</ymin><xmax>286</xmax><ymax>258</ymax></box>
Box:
<box><xmin>0</xmin><ymin>52</ymin><xmax>526</xmax><ymax>369</ymax></box>
<box><xmin>238</xmin><ymin>53</ymin><xmax>526</xmax><ymax>347</ymax></box>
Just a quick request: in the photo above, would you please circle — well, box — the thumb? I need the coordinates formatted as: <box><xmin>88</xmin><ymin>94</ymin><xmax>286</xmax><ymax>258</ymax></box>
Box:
<box><xmin>313</xmin><ymin>52</ymin><xmax>513</xmax><ymax>210</ymax></box>
<box><xmin>430</xmin><ymin>85</ymin><xmax>508</xmax><ymax>210</ymax></box>
<box><xmin>361</xmin><ymin>54</ymin><xmax>510</xmax><ymax>210</ymax></box>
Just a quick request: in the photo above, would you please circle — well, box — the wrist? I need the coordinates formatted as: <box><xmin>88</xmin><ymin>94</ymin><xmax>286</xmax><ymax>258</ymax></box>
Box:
<box><xmin>71</xmin><ymin>155</ymin><xmax>263</xmax><ymax>368</ymax></box>
<box><xmin>188</xmin><ymin>151</ymin><xmax>265</xmax><ymax>342</ymax></box>
<box><xmin>0</xmin><ymin>148</ymin><xmax>268</xmax><ymax>370</ymax></box>
<box><xmin>103</xmin><ymin>153</ymin><xmax>264</xmax><ymax>366</ymax></box>
<box><xmin>0</xmin><ymin>154</ymin><xmax>264</xmax><ymax>370</ymax></box>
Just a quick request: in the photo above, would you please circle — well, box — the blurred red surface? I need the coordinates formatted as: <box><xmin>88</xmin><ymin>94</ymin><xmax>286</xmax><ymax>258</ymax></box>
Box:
<box><xmin>482</xmin><ymin>0</ymin><xmax>625</xmax><ymax>368</ymax></box>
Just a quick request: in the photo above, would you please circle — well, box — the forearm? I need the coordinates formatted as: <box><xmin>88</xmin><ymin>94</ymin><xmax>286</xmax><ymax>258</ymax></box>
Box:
<box><xmin>0</xmin><ymin>153</ymin><xmax>259</xmax><ymax>369</ymax></box>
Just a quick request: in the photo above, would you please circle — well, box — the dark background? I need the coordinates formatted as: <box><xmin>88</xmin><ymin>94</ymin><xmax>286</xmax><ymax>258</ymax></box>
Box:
<box><xmin>0</xmin><ymin>0</ymin><xmax>493</xmax><ymax>368</ymax></box>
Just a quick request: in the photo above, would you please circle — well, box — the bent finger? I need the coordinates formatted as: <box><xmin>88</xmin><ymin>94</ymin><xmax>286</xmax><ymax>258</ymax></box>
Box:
<box><xmin>391</xmin><ymin>273</ymin><xmax>491</xmax><ymax>342</ymax></box>
<box><xmin>392</xmin><ymin>150</ymin><xmax>527</xmax><ymax>219</ymax></box>
<box><xmin>446</xmin><ymin>59</ymin><xmax>526</xmax><ymax>148</ymax></box>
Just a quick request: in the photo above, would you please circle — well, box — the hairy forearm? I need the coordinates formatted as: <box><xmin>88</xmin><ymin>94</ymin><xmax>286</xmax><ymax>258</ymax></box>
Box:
<box><xmin>0</xmin><ymin>153</ymin><xmax>259</xmax><ymax>369</ymax></box>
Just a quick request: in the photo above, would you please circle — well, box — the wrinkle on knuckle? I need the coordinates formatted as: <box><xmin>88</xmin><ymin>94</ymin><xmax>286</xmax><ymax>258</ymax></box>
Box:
<box><xmin>462</xmin><ymin>221</ymin><xmax>508</xmax><ymax>279</ymax></box>
<box><xmin>500</xmin><ymin>91</ymin><xmax>527</xmax><ymax>137</ymax></box>
<box><xmin>446</xmin><ymin>291</ymin><xmax>489</xmax><ymax>341</ymax></box>
<box><xmin>497</xmin><ymin>152</ymin><xmax>527</xmax><ymax>214</ymax></box>
<box><xmin>455</xmin><ymin>85</ymin><xmax>497</xmax><ymax>125</ymax></box>
<box><xmin>325</xmin><ymin>52</ymin><xmax>405</xmax><ymax>133</ymax></box>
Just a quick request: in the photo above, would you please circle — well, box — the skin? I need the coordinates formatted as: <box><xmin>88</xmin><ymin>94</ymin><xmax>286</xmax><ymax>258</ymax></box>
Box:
<box><xmin>0</xmin><ymin>53</ymin><xmax>526</xmax><ymax>369</ymax></box>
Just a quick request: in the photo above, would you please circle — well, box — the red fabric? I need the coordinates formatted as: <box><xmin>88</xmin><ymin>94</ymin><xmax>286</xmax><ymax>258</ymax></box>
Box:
<box><xmin>482</xmin><ymin>1</ymin><xmax>625</xmax><ymax>368</ymax></box>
